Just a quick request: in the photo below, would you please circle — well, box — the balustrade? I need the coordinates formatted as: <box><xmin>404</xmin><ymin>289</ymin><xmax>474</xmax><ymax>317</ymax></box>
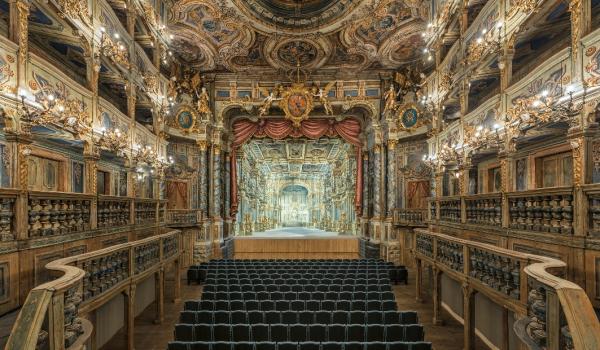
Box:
<box><xmin>166</xmin><ymin>209</ymin><xmax>202</xmax><ymax>226</ymax></box>
<box><xmin>429</xmin><ymin>200</ymin><xmax>437</xmax><ymax>221</ymax></box>
<box><xmin>465</xmin><ymin>195</ymin><xmax>502</xmax><ymax>227</ymax></box>
<box><xmin>135</xmin><ymin>200</ymin><xmax>157</xmax><ymax>225</ymax></box>
<box><xmin>415</xmin><ymin>232</ymin><xmax>433</xmax><ymax>258</ymax></box>
<box><xmin>393</xmin><ymin>208</ymin><xmax>427</xmax><ymax>226</ymax></box>
<box><xmin>436</xmin><ymin>238</ymin><xmax>463</xmax><ymax>271</ymax></box>
<box><xmin>97</xmin><ymin>196</ymin><xmax>131</xmax><ymax>228</ymax></box>
<box><xmin>413</xmin><ymin>229</ymin><xmax>600</xmax><ymax>349</ymax></box>
<box><xmin>78</xmin><ymin>249</ymin><xmax>129</xmax><ymax>301</ymax></box>
<box><xmin>27</xmin><ymin>192</ymin><xmax>93</xmax><ymax>238</ymax></box>
<box><xmin>6</xmin><ymin>230</ymin><xmax>181</xmax><ymax>350</ymax></box>
<box><xmin>0</xmin><ymin>190</ymin><xmax>17</xmax><ymax>241</ymax></box>
<box><xmin>507</xmin><ymin>189</ymin><xmax>573</xmax><ymax>235</ymax></box>
<box><xmin>439</xmin><ymin>198</ymin><xmax>461</xmax><ymax>223</ymax></box>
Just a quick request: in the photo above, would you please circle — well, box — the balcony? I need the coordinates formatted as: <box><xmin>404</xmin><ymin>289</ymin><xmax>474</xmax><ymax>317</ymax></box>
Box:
<box><xmin>166</xmin><ymin>209</ymin><xmax>203</xmax><ymax>227</ymax></box>
<box><xmin>392</xmin><ymin>208</ymin><xmax>427</xmax><ymax>227</ymax></box>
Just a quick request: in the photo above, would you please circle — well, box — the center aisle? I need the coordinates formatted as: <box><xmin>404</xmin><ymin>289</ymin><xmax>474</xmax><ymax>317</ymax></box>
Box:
<box><xmin>169</xmin><ymin>259</ymin><xmax>431</xmax><ymax>350</ymax></box>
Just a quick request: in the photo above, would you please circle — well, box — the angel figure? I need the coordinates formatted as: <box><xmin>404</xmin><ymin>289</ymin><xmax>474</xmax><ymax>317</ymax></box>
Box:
<box><xmin>313</xmin><ymin>81</ymin><xmax>335</xmax><ymax>115</ymax></box>
<box><xmin>258</xmin><ymin>86</ymin><xmax>281</xmax><ymax>117</ymax></box>
<box><xmin>196</xmin><ymin>87</ymin><xmax>210</xmax><ymax>115</ymax></box>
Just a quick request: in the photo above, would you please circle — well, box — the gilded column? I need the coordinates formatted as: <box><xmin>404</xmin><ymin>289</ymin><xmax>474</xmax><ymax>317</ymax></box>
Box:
<box><xmin>212</xmin><ymin>144</ymin><xmax>222</xmax><ymax>219</ymax></box>
<box><xmin>569</xmin><ymin>0</ymin><xmax>591</xmax><ymax>78</ymax></box>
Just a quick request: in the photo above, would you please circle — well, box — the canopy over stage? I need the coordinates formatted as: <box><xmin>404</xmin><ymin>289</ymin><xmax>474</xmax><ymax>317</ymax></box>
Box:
<box><xmin>233</xmin><ymin>234</ymin><xmax>359</xmax><ymax>260</ymax></box>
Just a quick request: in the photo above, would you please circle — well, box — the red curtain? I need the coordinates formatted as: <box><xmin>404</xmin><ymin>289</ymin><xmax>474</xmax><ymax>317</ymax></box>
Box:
<box><xmin>230</xmin><ymin>118</ymin><xmax>363</xmax><ymax>218</ymax></box>
<box><xmin>167</xmin><ymin>181</ymin><xmax>188</xmax><ymax>209</ymax></box>
<box><xmin>406</xmin><ymin>181</ymin><xmax>430</xmax><ymax>209</ymax></box>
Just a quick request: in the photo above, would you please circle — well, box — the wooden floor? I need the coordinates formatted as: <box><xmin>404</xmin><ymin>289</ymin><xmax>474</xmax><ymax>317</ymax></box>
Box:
<box><xmin>100</xmin><ymin>271</ymin><xmax>488</xmax><ymax>350</ymax></box>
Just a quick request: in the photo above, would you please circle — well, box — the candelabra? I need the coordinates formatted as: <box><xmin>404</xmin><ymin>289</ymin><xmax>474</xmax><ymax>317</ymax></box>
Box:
<box><xmin>505</xmin><ymin>84</ymin><xmax>585</xmax><ymax>140</ymax></box>
<box><xmin>95</xmin><ymin>127</ymin><xmax>128</xmax><ymax>157</ymax></box>
<box><xmin>18</xmin><ymin>90</ymin><xmax>90</xmax><ymax>137</ymax></box>
<box><xmin>463</xmin><ymin>123</ymin><xmax>504</xmax><ymax>151</ymax></box>
<box><xmin>466</xmin><ymin>21</ymin><xmax>503</xmax><ymax>64</ymax></box>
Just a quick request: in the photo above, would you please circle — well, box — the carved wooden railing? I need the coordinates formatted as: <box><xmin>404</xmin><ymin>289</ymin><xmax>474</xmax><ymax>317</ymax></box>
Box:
<box><xmin>0</xmin><ymin>188</ymin><xmax>18</xmax><ymax>241</ymax></box>
<box><xmin>97</xmin><ymin>195</ymin><xmax>132</xmax><ymax>229</ymax></box>
<box><xmin>5</xmin><ymin>229</ymin><xmax>181</xmax><ymax>350</ymax></box>
<box><xmin>507</xmin><ymin>188</ymin><xmax>574</xmax><ymax>235</ymax></box>
<box><xmin>28</xmin><ymin>192</ymin><xmax>94</xmax><ymax>238</ymax></box>
<box><xmin>413</xmin><ymin>229</ymin><xmax>600</xmax><ymax>350</ymax></box>
<box><xmin>429</xmin><ymin>187</ymin><xmax>577</xmax><ymax>236</ymax></box>
<box><xmin>439</xmin><ymin>197</ymin><xmax>461</xmax><ymax>223</ymax></box>
<box><xmin>166</xmin><ymin>209</ymin><xmax>203</xmax><ymax>227</ymax></box>
<box><xmin>392</xmin><ymin>208</ymin><xmax>427</xmax><ymax>226</ymax></box>
<box><xmin>464</xmin><ymin>193</ymin><xmax>502</xmax><ymax>227</ymax></box>
<box><xmin>134</xmin><ymin>198</ymin><xmax>159</xmax><ymax>225</ymax></box>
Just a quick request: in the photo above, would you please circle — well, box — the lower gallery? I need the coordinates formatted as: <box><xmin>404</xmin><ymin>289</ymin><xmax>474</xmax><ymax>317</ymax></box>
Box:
<box><xmin>1</xmin><ymin>0</ymin><xmax>600</xmax><ymax>349</ymax></box>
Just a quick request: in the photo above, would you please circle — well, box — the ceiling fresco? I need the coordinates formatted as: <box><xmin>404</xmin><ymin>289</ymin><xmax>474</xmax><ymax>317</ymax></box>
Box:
<box><xmin>242</xmin><ymin>137</ymin><xmax>351</xmax><ymax>177</ymax></box>
<box><xmin>168</xmin><ymin>0</ymin><xmax>428</xmax><ymax>72</ymax></box>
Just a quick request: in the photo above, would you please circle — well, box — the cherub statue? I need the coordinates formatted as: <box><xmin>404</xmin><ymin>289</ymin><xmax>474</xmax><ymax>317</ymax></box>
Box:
<box><xmin>313</xmin><ymin>81</ymin><xmax>335</xmax><ymax>115</ymax></box>
<box><xmin>257</xmin><ymin>86</ymin><xmax>281</xmax><ymax>117</ymax></box>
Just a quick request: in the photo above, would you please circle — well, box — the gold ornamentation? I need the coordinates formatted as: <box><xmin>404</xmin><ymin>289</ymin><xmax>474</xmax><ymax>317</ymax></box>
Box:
<box><xmin>280</xmin><ymin>83</ymin><xmax>314</xmax><ymax>127</ymax></box>
<box><xmin>57</xmin><ymin>0</ymin><xmax>90</xmax><ymax>24</ymax></box>
<box><xmin>17</xmin><ymin>143</ymin><xmax>30</xmax><ymax>191</ymax></box>
<box><xmin>439</xmin><ymin>70</ymin><xmax>453</xmax><ymax>92</ymax></box>
<box><xmin>197</xmin><ymin>140</ymin><xmax>208</xmax><ymax>151</ymax></box>
<box><xmin>508</xmin><ymin>0</ymin><xmax>538</xmax><ymax>17</ymax></box>
<box><xmin>16</xmin><ymin>1</ymin><xmax>29</xmax><ymax>65</ymax></box>
<box><xmin>143</xmin><ymin>74</ymin><xmax>159</xmax><ymax>95</ymax></box>
<box><xmin>499</xmin><ymin>157</ymin><xmax>508</xmax><ymax>192</ymax></box>
<box><xmin>141</xmin><ymin>1</ymin><xmax>158</xmax><ymax>28</ymax></box>
<box><xmin>100</xmin><ymin>32</ymin><xmax>130</xmax><ymax>69</ymax></box>
<box><xmin>571</xmin><ymin>137</ymin><xmax>583</xmax><ymax>187</ymax></box>
<box><xmin>196</xmin><ymin>87</ymin><xmax>211</xmax><ymax>118</ymax></box>
<box><xmin>569</xmin><ymin>0</ymin><xmax>582</xmax><ymax>62</ymax></box>
<box><xmin>95</xmin><ymin>126</ymin><xmax>128</xmax><ymax>157</ymax></box>
<box><xmin>170</xmin><ymin>106</ymin><xmax>198</xmax><ymax>134</ymax></box>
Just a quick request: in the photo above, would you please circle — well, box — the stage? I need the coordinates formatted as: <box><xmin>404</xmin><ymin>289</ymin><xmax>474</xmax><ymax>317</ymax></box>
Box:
<box><xmin>250</xmin><ymin>227</ymin><xmax>340</xmax><ymax>238</ymax></box>
<box><xmin>233</xmin><ymin>228</ymin><xmax>359</xmax><ymax>259</ymax></box>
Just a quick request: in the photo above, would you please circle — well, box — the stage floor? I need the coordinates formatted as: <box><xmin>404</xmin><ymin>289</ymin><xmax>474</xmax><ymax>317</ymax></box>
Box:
<box><xmin>250</xmin><ymin>227</ymin><xmax>340</xmax><ymax>237</ymax></box>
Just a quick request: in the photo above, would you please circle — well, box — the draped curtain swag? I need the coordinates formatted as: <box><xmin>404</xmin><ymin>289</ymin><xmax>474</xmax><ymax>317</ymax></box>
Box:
<box><xmin>230</xmin><ymin>118</ymin><xmax>363</xmax><ymax>218</ymax></box>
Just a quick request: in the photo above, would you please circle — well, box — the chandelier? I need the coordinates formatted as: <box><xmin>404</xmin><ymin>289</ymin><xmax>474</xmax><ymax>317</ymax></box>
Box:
<box><xmin>466</xmin><ymin>21</ymin><xmax>503</xmax><ymax>64</ymax></box>
<box><xmin>18</xmin><ymin>89</ymin><xmax>90</xmax><ymax>137</ymax></box>
<box><xmin>132</xmin><ymin>143</ymin><xmax>173</xmax><ymax>176</ymax></box>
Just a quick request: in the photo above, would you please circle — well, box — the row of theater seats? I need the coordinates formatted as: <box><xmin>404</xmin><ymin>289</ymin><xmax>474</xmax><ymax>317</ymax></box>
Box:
<box><xmin>195</xmin><ymin>259</ymin><xmax>391</xmax><ymax>264</ymax></box>
<box><xmin>168</xmin><ymin>341</ymin><xmax>431</xmax><ymax>350</ymax></box>
<box><xmin>184</xmin><ymin>300</ymin><xmax>398</xmax><ymax>312</ymax></box>
<box><xmin>202</xmin><ymin>284</ymin><xmax>393</xmax><ymax>293</ymax></box>
<box><xmin>180</xmin><ymin>310</ymin><xmax>418</xmax><ymax>325</ymax></box>
<box><xmin>200</xmin><ymin>279</ymin><xmax>392</xmax><ymax>286</ymax></box>
<box><xmin>203</xmin><ymin>274</ymin><xmax>391</xmax><ymax>280</ymax></box>
<box><xmin>200</xmin><ymin>291</ymin><xmax>395</xmax><ymax>301</ymax></box>
<box><xmin>174</xmin><ymin>323</ymin><xmax>424</xmax><ymax>342</ymax></box>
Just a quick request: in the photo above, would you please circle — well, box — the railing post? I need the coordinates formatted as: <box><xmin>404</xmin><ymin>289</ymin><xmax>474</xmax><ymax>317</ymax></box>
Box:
<box><xmin>546</xmin><ymin>288</ymin><xmax>561</xmax><ymax>350</ymax></box>
<box><xmin>415</xmin><ymin>258</ymin><xmax>423</xmax><ymax>303</ymax></box>
<box><xmin>462</xmin><ymin>284</ymin><xmax>476</xmax><ymax>350</ymax></box>
<box><xmin>48</xmin><ymin>292</ymin><xmax>65</xmax><ymax>350</ymax></box>
<box><xmin>173</xmin><ymin>258</ymin><xmax>181</xmax><ymax>302</ymax></box>
<box><xmin>461</xmin><ymin>196</ymin><xmax>466</xmax><ymax>224</ymax></box>
<box><xmin>154</xmin><ymin>268</ymin><xmax>164</xmax><ymax>324</ymax></box>
<box><xmin>432</xmin><ymin>266</ymin><xmax>443</xmax><ymax>325</ymax></box>
<box><xmin>124</xmin><ymin>284</ymin><xmax>136</xmax><ymax>350</ymax></box>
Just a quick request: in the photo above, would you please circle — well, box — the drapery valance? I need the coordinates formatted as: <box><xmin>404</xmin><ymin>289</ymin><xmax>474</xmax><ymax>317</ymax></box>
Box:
<box><xmin>230</xmin><ymin>118</ymin><xmax>363</xmax><ymax>219</ymax></box>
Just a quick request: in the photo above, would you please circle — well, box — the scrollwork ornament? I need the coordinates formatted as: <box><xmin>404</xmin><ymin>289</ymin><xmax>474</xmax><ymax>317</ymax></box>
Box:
<box><xmin>16</xmin><ymin>0</ymin><xmax>29</xmax><ymax>65</ymax></box>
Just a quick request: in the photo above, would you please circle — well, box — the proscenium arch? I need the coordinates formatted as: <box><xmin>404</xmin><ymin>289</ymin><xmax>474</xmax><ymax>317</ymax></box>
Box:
<box><xmin>224</xmin><ymin>109</ymin><xmax>375</xmax><ymax>222</ymax></box>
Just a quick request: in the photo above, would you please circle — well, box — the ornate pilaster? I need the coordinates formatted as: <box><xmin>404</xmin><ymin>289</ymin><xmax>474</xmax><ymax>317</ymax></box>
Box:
<box><xmin>197</xmin><ymin>140</ymin><xmax>209</xmax><ymax>219</ymax></box>
<box><xmin>386</xmin><ymin>140</ymin><xmax>397</xmax><ymax>217</ymax></box>
<box><xmin>499</xmin><ymin>49</ymin><xmax>515</xmax><ymax>91</ymax></box>
<box><xmin>211</xmin><ymin>144</ymin><xmax>222</xmax><ymax>219</ymax></box>
<box><xmin>569</xmin><ymin>0</ymin><xmax>591</xmax><ymax>74</ymax></box>
<box><xmin>373</xmin><ymin>144</ymin><xmax>383</xmax><ymax>218</ymax></box>
<box><xmin>83</xmin><ymin>142</ymin><xmax>99</xmax><ymax>195</ymax></box>
<box><xmin>6</xmin><ymin>133</ymin><xmax>31</xmax><ymax>240</ymax></box>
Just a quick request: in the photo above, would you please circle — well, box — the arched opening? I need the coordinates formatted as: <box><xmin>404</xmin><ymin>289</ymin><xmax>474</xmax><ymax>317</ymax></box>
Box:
<box><xmin>279</xmin><ymin>184</ymin><xmax>309</xmax><ymax>226</ymax></box>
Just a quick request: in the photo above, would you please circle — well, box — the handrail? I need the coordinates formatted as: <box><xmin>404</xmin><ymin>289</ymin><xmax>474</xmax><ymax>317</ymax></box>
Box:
<box><xmin>392</xmin><ymin>208</ymin><xmax>427</xmax><ymax>226</ymax></box>
<box><xmin>413</xmin><ymin>228</ymin><xmax>600</xmax><ymax>350</ymax></box>
<box><xmin>166</xmin><ymin>209</ymin><xmax>203</xmax><ymax>226</ymax></box>
<box><xmin>5</xmin><ymin>229</ymin><xmax>181</xmax><ymax>350</ymax></box>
